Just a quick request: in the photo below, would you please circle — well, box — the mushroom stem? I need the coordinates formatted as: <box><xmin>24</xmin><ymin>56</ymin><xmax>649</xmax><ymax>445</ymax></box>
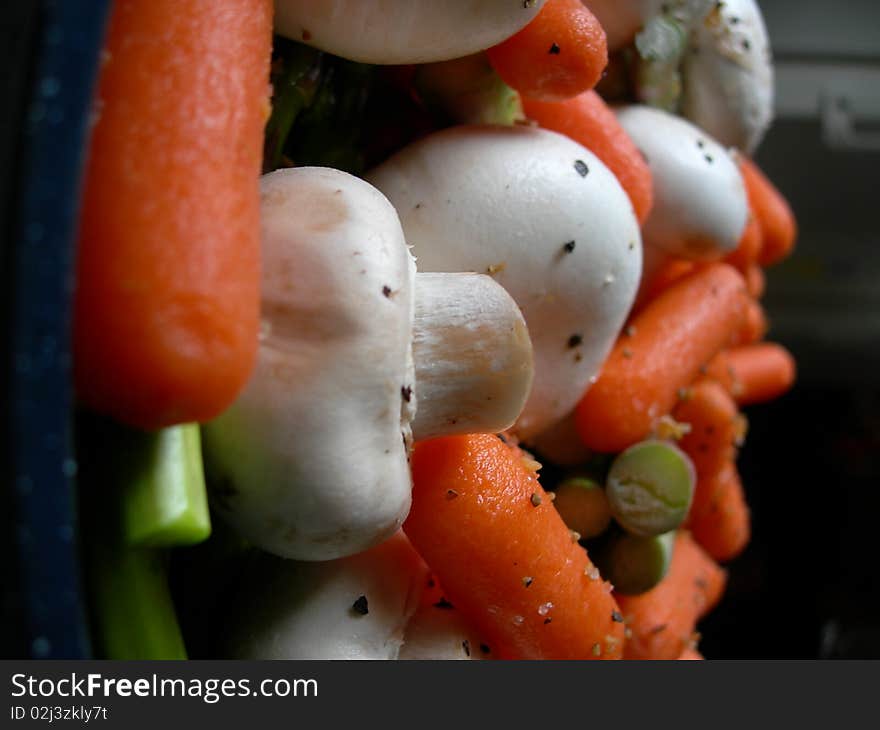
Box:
<box><xmin>411</xmin><ymin>272</ymin><xmax>533</xmax><ymax>441</ymax></box>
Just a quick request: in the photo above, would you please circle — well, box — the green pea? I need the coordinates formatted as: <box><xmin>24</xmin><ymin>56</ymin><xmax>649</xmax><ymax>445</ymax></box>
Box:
<box><xmin>552</xmin><ymin>477</ymin><xmax>612</xmax><ymax>540</ymax></box>
<box><xmin>597</xmin><ymin>531</ymin><xmax>676</xmax><ymax>595</ymax></box>
<box><xmin>605</xmin><ymin>440</ymin><xmax>694</xmax><ymax>537</ymax></box>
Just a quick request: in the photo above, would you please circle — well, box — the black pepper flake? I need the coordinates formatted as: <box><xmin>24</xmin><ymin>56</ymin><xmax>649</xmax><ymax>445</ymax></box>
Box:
<box><xmin>446</xmin><ymin>489</ymin><xmax>459</xmax><ymax>500</ymax></box>
<box><xmin>427</xmin><ymin>577</ymin><xmax>436</xmax><ymax>588</ymax></box>
<box><xmin>480</xmin><ymin>643</ymin><xmax>491</xmax><ymax>654</ymax></box>
<box><xmin>650</xmin><ymin>623</ymin><xmax>668</xmax><ymax>635</ymax></box>
<box><xmin>351</xmin><ymin>595</ymin><xmax>369</xmax><ymax>616</ymax></box>
<box><xmin>522</xmin><ymin>576</ymin><xmax>534</xmax><ymax>587</ymax></box>
<box><xmin>611</xmin><ymin>610</ymin><xmax>624</xmax><ymax>623</ymax></box>
<box><xmin>301</xmin><ymin>29</ymin><xmax>312</xmax><ymax>41</ymax></box>
<box><xmin>434</xmin><ymin>597</ymin><xmax>454</xmax><ymax>610</ymax></box>
<box><xmin>543</xmin><ymin>617</ymin><xmax>552</xmax><ymax>625</ymax></box>
<box><xmin>563</xmin><ymin>240</ymin><xmax>576</xmax><ymax>253</ymax></box>
<box><xmin>704</xmin><ymin>154</ymin><xmax>715</xmax><ymax>164</ymax></box>
<box><xmin>401</xmin><ymin>385</ymin><xmax>412</xmax><ymax>403</ymax></box>
<box><xmin>567</xmin><ymin>334</ymin><xmax>583</xmax><ymax>348</ymax></box>
<box><xmin>530</xmin><ymin>492</ymin><xmax>542</xmax><ymax>507</ymax></box>
<box><xmin>742</xmin><ymin>39</ymin><xmax>751</xmax><ymax>51</ymax></box>
<box><xmin>462</xmin><ymin>640</ymin><xmax>471</xmax><ymax>657</ymax></box>
<box><xmin>549</xmin><ymin>43</ymin><xmax>561</xmax><ymax>55</ymax></box>
<box><xmin>697</xmin><ymin>139</ymin><xmax>706</xmax><ymax>149</ymax></box>
<box><xmin>382</xmin><ymin>285</ymin><xmax>393</xmax><ymax>298</ymax></box>
<box><xmin>574</xmin><ymin>159</ymin><xmax>589</xmax><ymax>177</ymax></box>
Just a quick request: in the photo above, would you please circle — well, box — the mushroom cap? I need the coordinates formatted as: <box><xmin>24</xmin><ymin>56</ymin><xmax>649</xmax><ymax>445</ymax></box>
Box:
<box><xmin>615</xmin><ymin>105</ymin><xmax>748</xmax><ymax>260</ymax></box>
<box><xmin>367</xmin><ymin>125</ymin><xmax>642</xmax><ymax>439</ymax></box>
<box><xmin>203</xmin><ymin>167</ymin><xmax>416</xmax><ymax>561</ymax></box>
<box><xmin>224</xmin><ymin>532</ymin><xmax>428</xmax><ymax>660</ymax></box>
<box><xmin>274</xmin><ymin>0</ymin><xmax>546</xmax><ymax>65</ymax></box>
<box><xmin>681</xmin><ymin>0</ymin><xmax>774</xmax><ymax>154</ymax></box>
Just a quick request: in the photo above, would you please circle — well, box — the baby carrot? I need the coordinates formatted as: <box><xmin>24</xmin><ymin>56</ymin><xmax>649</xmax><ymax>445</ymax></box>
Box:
<box><xmin>575</xmin><ymin>264</ymin><xmax>750</xmax><ymax>453</ymax></box>
<box><xmin>523</xmin><ymin>91</ymin><xmax>653</xmax><ymax>222</ymax></box>
<box><xmin>738</xmin><ymin>156</ymin><xmax>798</xmax><ymax>267</ymax></box>
<box><xmin>74</xmin><ymin>0</ymin><xmax>271</xmax><ymax>429</ymax></box>
<box><xmin>405</xmin><ymin>434</ymin><xmax>625</xmax><ymax>660</ymax></box>
<box><xmin>636</xmin><ymin>257</ymin><xmax>696</xmax><ymax>311</ymax></box>
<box><xmin>745</xmin><ymin>264</ymin><xmax>766</xmax><ymax>299</ymax></box>
<box><xmin>690</xmin><ymin>464</ymin><xmax>751</xmax><ymax>563</ymax></box>
<box><xmin>732</xmin><ymin>298</ymin><xmax>768</xmax><ymax>346</ymax></box>
<box><xmin>705</xmin><ymin>344</ymin><xmax>796</xmax><ymax>406</ymax></box>
<box><xmin>678</xmin><ymin>647</ymin><xmax>704</xmax><ymax>660</ymax></box>
<box><xmin>616</xmin><ymin>531</ymin><xmax>726</xmax><ymax>660</ymax></box>
<box><xmin>487</xmin><ymin>0</ymin><xmax>607</xmax><ymax>102</ymax></box>
<box><xmin>672</xmin><ymin>380</ymin><xmax>741</xmax><ymax>523</ymax></box>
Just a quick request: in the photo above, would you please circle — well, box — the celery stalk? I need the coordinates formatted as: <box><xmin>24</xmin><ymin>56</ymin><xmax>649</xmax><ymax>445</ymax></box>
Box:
<box><xmin>122</xmin><ymin>424</ymin><xmax>210</xmax><ymax>547</ymax></box>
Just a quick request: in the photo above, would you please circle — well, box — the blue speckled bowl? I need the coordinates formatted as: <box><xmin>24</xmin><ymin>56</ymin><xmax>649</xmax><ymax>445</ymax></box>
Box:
<box><xmin>3</xmin><ymin>0</ymin><xmax>112</xmax><ymax>659</ymax></box>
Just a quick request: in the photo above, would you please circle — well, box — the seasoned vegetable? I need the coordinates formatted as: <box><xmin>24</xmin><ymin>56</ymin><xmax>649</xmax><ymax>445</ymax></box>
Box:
<box><xmin>616</xmin><ymin>531</ymin><xmax>726</xmax><ymax>660</ymax></box>
<box><xmin>575</xmin><ymin>263</ymin><xmax>750</xmax><ymax>453</ymax></box>
<box><xmin>405</xmin><ymin>434</ymin><xmax>625</xmax><ymax>660</ymax></box>
<box><xmin>487</xmin><ymin>0</ymin><xmax>608</xmax><ymax>102</ymax></box>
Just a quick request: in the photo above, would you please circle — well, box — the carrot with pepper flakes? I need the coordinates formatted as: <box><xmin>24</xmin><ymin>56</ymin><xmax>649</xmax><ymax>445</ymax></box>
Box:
<box><xmin>575</xmin><ymin>264</ymin><xmax>750</xmax><ymax>454</ymax></box>
<box><xmin>616</xmin><ymin>531</ymin><xmax>726</xmax><ymax>660</ymax></box>
<box><xmin>74</xmin><ymin>0</ymin><xmax>272</xmax><ymax>430</ymax></box>
<box><xmin>705</xmin><ymin>343</ymin><xmax>796</xmax><ymax>406</ymax></box>
<box><xmin>486</xmin><ymin>0</ymin><xmax>607</xmax><ymax>102</ymax></box>
<box><xmin>523</xmin><ymin>91</ymin><xmax>653</xmax><ymax>222</ymax></box>
<box><xmin>690</xmin><ymin>464</ymin><xmax>751</xmax><ymax>563</ymax></box>
<box><xmin>738</xmin><ymin>156</ymin><xmax>798</xmax><ymax>267</ymax></box>
<box><xmin>672</xmin><ymin>380</ymin><xmax>741</xmax><ymax>523</ymax></box>
<box><xmin>405</xmin><ymin>434</ymin><xmax>625</xmax><ymax>660</ymax></box>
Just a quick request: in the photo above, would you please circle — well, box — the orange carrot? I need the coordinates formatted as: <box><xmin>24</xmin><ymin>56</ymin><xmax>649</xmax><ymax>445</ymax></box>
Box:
<box><xmin>690</xmin><ymin>464</ymin><xmax>751</xmax><ymax>562</ymax></box>
<box><xmin>724</xmin><ymin>210</ymin><xmax>762</xmax><ymax>273</ymax></box>
<box><xmin>616</xmin><ymin>531</ymin><xmax>726</xmax><ymax>660</ymax></box>
<box><xmin>486</xmin><ymin>0</ymin><xmax>607</xmax><ymax>102</ymax></box>
<box><xmin>405</xmin><ymin>434</ymin><xmax>625</xmax><ymax>660</ymax></box>
<box><xmin>637</xmin><ymin>258</ymin><xmax>696</xmax><ymax>309</ymax></box>
<box><xmin>575</xmin><ymin>264</ymin><xmax>750</xmax><ymax>453</ymax></box>
<box><xmin>673</xmin><ymin>380</ymin><xmax>741</xmax><ymax>523</ymax></box>
<box><xmin>523</xmin><ymin>91</ymin><xmax>653</xmax><ymax>222</ymax></box>
<box><xmin>745</xmin><ymin>264</ymin><xmax>766</xmax><ymax>299</ymax></box>
<box><xmin>678</xmin><ymin>647</ymin><xmax>704</xmax><ymax>660</ymax></box>
<box><xmin>705</xmin><ymin>344</ymin><xmax>796</xmax><ymax>406</ymax></box>
<box><xmin>74</xmin><ymin>0</ymin><xmax>271</xmax><ymax>429</ymax></box>
<box><xmin>732</xmin><ymin>298</ymin><xmax>768</xmax><ymax>346</ymax></box>
<box><xmin>738</xmin><ymin>157</ymin><xmax>797</xmax><ymax>267</ymax></box>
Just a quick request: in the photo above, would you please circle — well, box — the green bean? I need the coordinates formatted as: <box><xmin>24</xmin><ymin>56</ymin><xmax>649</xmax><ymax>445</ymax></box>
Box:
<box><xmin>605</xmin><ymin>440</ymin><xmax>695</xmax><ymax>537</ymax></box>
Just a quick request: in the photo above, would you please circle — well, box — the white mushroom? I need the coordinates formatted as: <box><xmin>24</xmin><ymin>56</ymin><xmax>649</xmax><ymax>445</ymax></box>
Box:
<box><xmin>367</xmin><ymin>125</ymin><xmax>642</xmax><ymax>440</ymax></box>
<box><xmin>274</xmin><ymin>0</ymin><xmax>546</xmax><ymax>65</ymax></box>
<box><xmin>224</xmin><ymin>532</ymin><xmax>427</xmax><ymax>660</ymax></box>
<box><xmin>202</xmin><ymin>167</ymin><xmax>533</xmax><ymax>561</ymax></box>
<box><xmin>398</xmin><ymin>582</ymin><xmax>490</xmax><ymax>661</ymax></box>
<box><xmin>681</xmin><ymin>0</ymin><xmax>774</xmax><ymax>154</ymax></box>
<box><xmin>615</xmin><ymin>105</ymin><xmax>748</xmax><ymax>260</ymax></box>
